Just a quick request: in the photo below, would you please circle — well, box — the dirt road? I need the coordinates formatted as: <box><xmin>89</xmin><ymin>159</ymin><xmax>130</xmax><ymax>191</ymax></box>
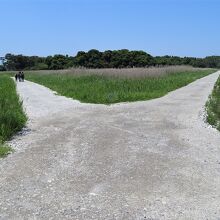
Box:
<box><xmin>1</xmin><ymin>71</ymin><xmax>220</xmax><ymax>219</ymax></box>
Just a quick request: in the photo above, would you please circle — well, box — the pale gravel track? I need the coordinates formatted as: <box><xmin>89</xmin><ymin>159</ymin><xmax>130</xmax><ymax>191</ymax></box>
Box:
<box><xmin>1</xmin><ymin>71</ymin><xmax>220</xmax><ymax>220</ymax></box>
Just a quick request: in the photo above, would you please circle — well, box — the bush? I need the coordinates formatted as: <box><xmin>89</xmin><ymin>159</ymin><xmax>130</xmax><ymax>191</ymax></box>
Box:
<box><xmin>30</xmin><ymin>63</ymin><xmax>48</xmax><ymax>70</ymax></box>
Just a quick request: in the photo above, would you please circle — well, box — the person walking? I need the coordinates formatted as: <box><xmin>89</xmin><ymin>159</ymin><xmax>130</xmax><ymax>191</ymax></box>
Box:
<box><xmin>18</xmin><ymin>72</ymin><xmax>22</xmax><ymax>82</ymax></box>
<box><xmin>21</xmin><ymin>72</ymin><xmax>25</xmax><ymax>82</ymax></box>
<box><xmin>15</xmin><ymin>73</ymin><xmax>18</xmax><ymax>81</ymax></box>
<box><xmin>18</xmin><ymin>72</ymin><xmax>21</xmax><ymax>81</ymax></box>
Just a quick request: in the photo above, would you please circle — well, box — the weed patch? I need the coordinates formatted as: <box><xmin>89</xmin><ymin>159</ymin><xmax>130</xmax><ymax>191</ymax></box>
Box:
<box><xmin>0</xmin><ymin>144</ymin><xmax>13</xmax><ymax>158</ymax></box>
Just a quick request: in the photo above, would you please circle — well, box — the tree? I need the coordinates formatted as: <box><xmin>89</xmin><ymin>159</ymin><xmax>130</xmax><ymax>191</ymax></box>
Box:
<box><xmin>0</xmin><ymin>65</ymin><xmax>6</xmax><ymax>71</ymax></box>
<box><xmin>2</xmin><ymin>51</ymin><xmax>220</xmax><ymax>70</ymax></box>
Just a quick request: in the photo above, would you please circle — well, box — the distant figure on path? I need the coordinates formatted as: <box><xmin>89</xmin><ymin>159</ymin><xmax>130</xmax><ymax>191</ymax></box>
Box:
<box><xmin>17</xmin><ymin>71</ymin><xmax>25</xmax><ymax>82</ymax></box>
<box><xmin>15</xmin><ymin>73</ymin><xmax>18</xmax><ymax>81</ymax></box>
<box><xmin>21</xmin><ymin>72</ymin><xmax>25</xmax><ymax>82</ymax></box>
<box><xmin>18</xmin><ymin>72</ymin><xmax>22</xmax><ymax>82</ymax></box>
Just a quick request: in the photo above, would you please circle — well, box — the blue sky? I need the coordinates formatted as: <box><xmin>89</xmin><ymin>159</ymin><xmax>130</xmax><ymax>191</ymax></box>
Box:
<box><xmin>0</xmin><ymin>0</ymin><xmax>219</xmax><ymax>57</ymax></box>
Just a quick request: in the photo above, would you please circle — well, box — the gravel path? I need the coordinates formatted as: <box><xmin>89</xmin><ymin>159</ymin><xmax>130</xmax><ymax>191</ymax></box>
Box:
<box><xmin>1</xmin><ymin>71</ymin><xmax>220</xmax><ymax>220</ymax></box>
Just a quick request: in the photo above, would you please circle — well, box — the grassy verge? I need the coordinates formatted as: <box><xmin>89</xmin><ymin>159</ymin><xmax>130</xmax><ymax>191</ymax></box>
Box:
<box><xmin>206</xmin><ymin>75</ymin><xmax>220</xmax><ymax>131</ymax></box>
<box><xmin>26</xmin><ymin>69</ymin><xmax>215</xmax><ymax>104</ymax></box>
<box><xmin>0</xmin><ymin>76</ymin><xmax>27</xmax><ymax>157</ymax></box>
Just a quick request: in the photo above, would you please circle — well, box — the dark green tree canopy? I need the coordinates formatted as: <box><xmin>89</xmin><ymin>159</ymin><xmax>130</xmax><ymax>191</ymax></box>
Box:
<box><xmin>2</xmin><ymin>50</ymin><xmax>220</xmax><ymax>71</ymax></box>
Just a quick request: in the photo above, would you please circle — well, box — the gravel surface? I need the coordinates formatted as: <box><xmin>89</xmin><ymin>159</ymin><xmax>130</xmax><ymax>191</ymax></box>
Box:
<box><xmin>1</xmin><ymin>71</ymin><xmax>220</xmax><ymax>220</ymax></box>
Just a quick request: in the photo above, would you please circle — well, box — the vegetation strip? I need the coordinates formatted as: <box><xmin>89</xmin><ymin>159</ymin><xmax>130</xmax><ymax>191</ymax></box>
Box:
<box><xmin>206</xmin><ymin>75</ymin><xmax>220</xmax><ymax>131</ymax></box>
<box><xmin>1</xmin><ymin>50</ymin><xmax>220</xmax><ymax>71</ymax></box>
<box><xmin>0</xmin><ymin>76</ymin><xmax>27</xmax><ymax>157</ymax></box>
<box><xmin>26</xmin><ymin>69</ymin><xmax>215</xmax><ymax>104</ymax></box>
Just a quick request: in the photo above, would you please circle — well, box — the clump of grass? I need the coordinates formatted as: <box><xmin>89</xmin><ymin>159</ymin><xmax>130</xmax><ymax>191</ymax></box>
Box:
<box><xmin>26</xmin><ymin>69</ymin><xmax>215</xmax><ymax>104</ymax></box>
<box><xmin>0</xmin><ymin>144</ymin><xmax>13</xmax><ymax>157</ymax></box>
<box><xmin>206</xmin><ymin>76</ymin><xmax>220</xmax><ymax>131</ymax></box>
<box><xmin>0</xmin><ymin>76</ymin><xmax>27</xmax><ymax>157</ymax></box>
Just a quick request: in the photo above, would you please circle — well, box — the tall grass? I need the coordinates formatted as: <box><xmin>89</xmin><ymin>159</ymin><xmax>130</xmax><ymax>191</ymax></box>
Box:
<box><xmin>206</xmin><ymin>76</ymin><xmax>220</xmax><ymax>131</ymax></box>
<box><xmin>26</xmin><ymin>68</ymin><xmax>215</xmax><ymax>104</ymax></box>
<box><xmin>0</xmin><ymin>76</ymin><xmax>27</xmax><ymax>157</ymax></box>
<box><xmin>26</xmin><ymin>66</ymin><xmax>203</xmax><ymax>78</ymax></box>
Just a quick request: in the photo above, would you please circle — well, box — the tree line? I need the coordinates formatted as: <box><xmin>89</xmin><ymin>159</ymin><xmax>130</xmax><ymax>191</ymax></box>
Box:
<box><xmin>1</xmin><ymin>49</ymin><xmax>220</xmax><ymax>71</ymax></box>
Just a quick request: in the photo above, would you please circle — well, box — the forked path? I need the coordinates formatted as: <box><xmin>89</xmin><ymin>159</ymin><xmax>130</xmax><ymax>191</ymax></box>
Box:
<box><xmin>1</xmin><ymin>72</ymin><xmax>220</xmax><ymax>219</ymax></box>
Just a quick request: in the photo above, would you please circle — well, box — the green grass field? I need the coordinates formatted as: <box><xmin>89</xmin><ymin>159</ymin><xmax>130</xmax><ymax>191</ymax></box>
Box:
<box><xmin>206</xmin><ymin>75</ymin><xmax>220</xmax><ymax>131</ymax></box>
<box><xmin>0</xmin><ymin>76</ymin><xmax>27</xmax><ymax>157</ymax></box>
<box><xmin>26</xmin><ymin>69</ymin><xmax>215</xmax><ymax>104</ymax></box>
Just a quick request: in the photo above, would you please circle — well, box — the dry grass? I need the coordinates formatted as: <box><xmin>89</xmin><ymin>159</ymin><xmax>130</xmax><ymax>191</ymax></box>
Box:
<box><xmin>27</xmin><ymin>66</ymin><xmax>205</xmax><ymax>78</ymax></box>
